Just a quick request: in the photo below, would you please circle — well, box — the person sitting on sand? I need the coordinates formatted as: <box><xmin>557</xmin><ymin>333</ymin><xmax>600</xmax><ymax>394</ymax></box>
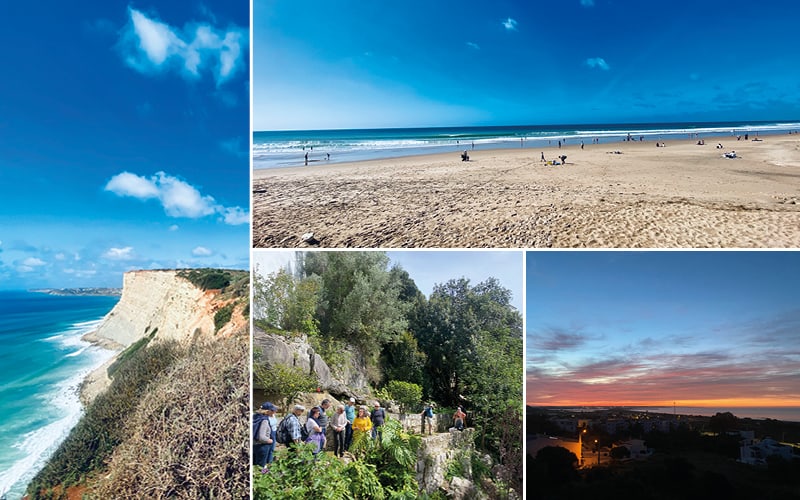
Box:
<box><xmin>461</xmin><ymin>150</ymin><xmax>469</xmax><ymax>161</ymax></box>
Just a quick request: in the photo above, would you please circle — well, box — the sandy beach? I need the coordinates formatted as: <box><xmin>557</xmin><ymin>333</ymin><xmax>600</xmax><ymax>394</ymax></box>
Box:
<box><xmin>253</xmin><ymin>135</ymin><xmax>800</xmax><ymax>248</ymax></box>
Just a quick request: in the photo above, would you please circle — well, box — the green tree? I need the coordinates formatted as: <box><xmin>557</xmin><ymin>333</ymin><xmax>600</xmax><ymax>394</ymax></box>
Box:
<box><xmin>298</xmin><ymin>252</ymin><xmax>408</xmax><ymax>358</ymax></box>
<box><xmin>381</xmin><ymin>331</ymin><xmax>427</xmax><ymax>387</ymax></box>
<box><xmin>386</xmin><ymin>380</ymin><xmax>422</xmax><ymax>414</ymax></box>
<box><xmin>253</xmin><ymin>359</ymin><xmax>318</xmax><ymax>410</ymax></box>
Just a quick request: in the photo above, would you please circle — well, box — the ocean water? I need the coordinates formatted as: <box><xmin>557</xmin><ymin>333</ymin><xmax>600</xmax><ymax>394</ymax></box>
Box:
<box><xmin>0</xmin><ymin>291</ymin><xmax>119</xmax><ymax>499</ymax></box>
<box><xmin>253</xmin><ymin>121</ymin><xmax>800</xmax><ymax>169</ymax></box>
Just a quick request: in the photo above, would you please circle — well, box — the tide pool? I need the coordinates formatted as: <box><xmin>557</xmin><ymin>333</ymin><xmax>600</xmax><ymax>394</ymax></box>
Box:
<box><xmin>0</xmin><ymin>291</ymin><xmax>118</xmax><ymax>498</ymax></box>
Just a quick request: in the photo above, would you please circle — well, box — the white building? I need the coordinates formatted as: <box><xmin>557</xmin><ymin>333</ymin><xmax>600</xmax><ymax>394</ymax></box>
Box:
<box><xmin>739</xmin><ymin>438</ymin><xmax>795</xmax><ymax>466</ymax></box>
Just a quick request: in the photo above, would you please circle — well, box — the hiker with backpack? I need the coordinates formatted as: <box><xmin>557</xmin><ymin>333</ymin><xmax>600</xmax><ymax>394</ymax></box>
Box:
<box><xmin>306</xmin><ymin>406</ymin><xmax>325</xmax><ymax>456</ymax></box>
<box><xmin>276</xmin><ymin>404</ymin><xmax>307</xmax><ymax>448</ymax></box>
<box><xmin>421</xmin><ymin>402</ymin><xmax>435</xmax><ymax>435</ymax></box>
<box><xmin>253</xmin><ymin>402</ymin><xmax>278</xmax><ymax>469</ymax></box>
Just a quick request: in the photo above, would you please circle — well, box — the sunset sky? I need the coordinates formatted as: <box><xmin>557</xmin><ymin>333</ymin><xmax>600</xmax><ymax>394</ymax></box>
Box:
<box><xmin>526</xmin><ymin>251</ymin><xmax>800</xmax><ymax>408</ymax></box>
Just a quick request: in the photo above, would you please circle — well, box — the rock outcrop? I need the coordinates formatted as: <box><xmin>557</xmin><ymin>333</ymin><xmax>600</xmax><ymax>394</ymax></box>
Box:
<box><xmin>253</xmin><ymin>327</ymin><xmax>370</xmax><ymax>396</ymax></box>
<box><xmin>84</xmin><ymin>270</ymin><xmax>243</xmax><ymax>348</ymax></box>
<box><xmin>80</xmin><ymin>269</ymin><xmax>247</xmax><ymax>404</ymax></box>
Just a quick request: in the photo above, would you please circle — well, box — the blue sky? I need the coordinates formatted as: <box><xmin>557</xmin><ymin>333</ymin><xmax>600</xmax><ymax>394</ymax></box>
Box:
<box><xmin>253</xmin><ymin>250</ymin><xmax>523</xmax><ymax>312</ymax></box>
<box><xmin>0</xmin><ymin>2</ymin><xmax>249</xmax><ymax>289</ymax></box>
<box><xmin>526</xmin><ymin>251</ymin><xmax>800</xmax><ymax>407</ymax></box>
<box><xmin>254</xmin><ymin>0</ymin><xmax>800</xmax><ymax>130</ymax></box>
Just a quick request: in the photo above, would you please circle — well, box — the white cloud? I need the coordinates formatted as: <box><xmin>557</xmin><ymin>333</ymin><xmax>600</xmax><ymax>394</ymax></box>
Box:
<box><xmin>169</xmin><ymin>224</ymin><xmax>180</xmax><ymax>231</ymax></box>
<box><xmin>105</xmin><ymin>171</ymin><xmax>247</xmax><ymax>225</ymax></box>
<box><xmin>120</xmin><ymin>7</ymin><xmax>247</xmax><ymax>87</ymax></box>
<box><xmin>581</xmin><ymin>0</ymin><xmax>595</xmax><ymax>7</ymax></box>
<box><xmin>221</xmin><ymin>206</ymin><xmax>249</xmax><ymax>225</ymax></box>
<box><xmin>502</xmin><ymin>18</ymin><xmax>518</xmax><ymax>31</ymax></box>
<box><xmin>23</xmin><ymin>257</ymin><xmax>46</xmax><ymax>267</ymax></box>
<box><xmin>55</xmin><ymin>253</ymin><xmax>66</xmax><ymax>261</ymax></box>
<box><xmin>105</xmin><ymin>171</ymin><xmax>160</xmax><ymax>199</ymax></box>
<box><xmin>192</xmin><ymin>246</ymin><xmax>213</xmax><ymax>257</ymax></box>
<box><xmin>104</xmin><ymin>247</ymin><xmax>135</xmax><ymax>260</ymax></box>
<box><xmin>466</xmin><ymin>42</ymin><xmax>480</xmax><ymax>50</ymax></box>
<box><xmin>586</xmin><ymin>57</ymin><xmax>610</xmax><ymax>71</ymax></box>
<box><xmin>155</xmin><ymin>172</ymin><xmax>217</xmax><ymax>218</ymax></box>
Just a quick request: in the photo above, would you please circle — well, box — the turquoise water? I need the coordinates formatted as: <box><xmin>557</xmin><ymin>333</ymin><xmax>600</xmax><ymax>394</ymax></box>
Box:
<box><xmin>0</xmin><ymin>291</ymin><xmax>119</xmax><ymax>498</ymax></box>
<box><xmin>253</xmin><ymin>121</ymin><xmax>800</xmax><ymax>168</ymax></box>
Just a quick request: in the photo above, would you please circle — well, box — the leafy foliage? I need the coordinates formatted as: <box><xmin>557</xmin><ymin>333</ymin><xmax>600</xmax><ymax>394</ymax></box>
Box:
<box><xmin>253</xmin><ymin>420</ymin><xmax>420</xmax><ymax>500</ymax></box>
<box><xmin>214</xmin><ymin>302</ymin><xmax>235</xmax><ymax>332</ymax></box>
<box><xmin>253</xmin><ymin>359</ymin><xmax>318</xmax><ymax>410</ymax></box>
<box><xmin>178</xmin><ymin>268</ymin><xmax>232</xmax><ymax>290</ymax></box>
<box><xmin>298</xmin><ymin>252</ymin><xmax>409</xmax><ymax>357</ymax></box>
<box><xmin>386</xmin><ymin>380</ymin><xmax>422</xmax><ymax>414</ymax></box>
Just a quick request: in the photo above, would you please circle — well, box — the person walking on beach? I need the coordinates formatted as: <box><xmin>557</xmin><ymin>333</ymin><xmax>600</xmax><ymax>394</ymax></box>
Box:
<box><xmin>254</xmin><ymin>402</ymin><xmax>278</xmax><ymax>470</ymax></box>
<box><xmin>304</xmin><ymin>151</ymin><xmax>309</xmax><ymax>165</ymax></box>
<box><xmin>541</xmin><ymin>151</ymin><xmax>545</xmax><ymax>162</ymax></box>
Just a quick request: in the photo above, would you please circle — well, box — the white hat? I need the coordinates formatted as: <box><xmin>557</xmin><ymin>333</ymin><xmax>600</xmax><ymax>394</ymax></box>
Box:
<box><xmin>349</xmin><ymin>397</ymin><xmax>356</xmax><ymax>403</ymax></box>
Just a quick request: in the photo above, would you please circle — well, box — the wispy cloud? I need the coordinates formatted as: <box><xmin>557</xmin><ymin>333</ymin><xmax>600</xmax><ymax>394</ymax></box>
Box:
<box><xmin>192</xmin><ymin>246</ymin><xmax>213</xmax><ymax>257</ymax></box>
<box><xmin>580</xmin><ymin>0</ymin><xmax>595</xmax><ymax>7</ymax></box>
<box><xmin>19</xmin><ymin>257</ymin><xmax>46</xmax><ymax>273</ymax></box>
<box><xmin>466</xmin><ymin>42</ymin><xmax>480</xmax><ymax>50</ymax></box>
<box><xmin>119</xmin><ymin>7</ymin><xmax>247</xmax><ymax>87</ymax></box>
<box><xmin>103</xmin><ymin>247</ymin><xmax>135</xmax><ymax>260</ymax></box>
<box><xmin>502</xmin><ymin>18</ymin><xmax>518</xmax><ymax>31</ymax></box>
<box><xmin>586</xmin><ymin>57</ymin><xmax>610</xmax><ymax>71</ymax></box>
<box><xmin>105</xmin><ymin>171</ymin><xmax>248</xmax><ymax>225</ymax></box>
<box><xmin>531</xmin><ymin>327</ymin><xmax>594</xmax><ymax>351</ymax></box>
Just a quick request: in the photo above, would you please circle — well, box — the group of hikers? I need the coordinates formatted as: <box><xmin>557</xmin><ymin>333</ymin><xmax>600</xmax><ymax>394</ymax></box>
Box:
<box><xmin>253</xmin><ymin>398</ymin><xmax>388</xmax><ymax>471</ymax></box>
<box><xmin>254</xmin><ymin>398</ymin><xmax>468</xmax><ymax>471</ymax></box>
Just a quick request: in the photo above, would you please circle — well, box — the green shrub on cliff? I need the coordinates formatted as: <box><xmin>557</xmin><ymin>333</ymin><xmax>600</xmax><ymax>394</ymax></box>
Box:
<box><xmin>214</xmin><ymin>303</ymin><xmax>235</xmax><ymax>332</ymax></box>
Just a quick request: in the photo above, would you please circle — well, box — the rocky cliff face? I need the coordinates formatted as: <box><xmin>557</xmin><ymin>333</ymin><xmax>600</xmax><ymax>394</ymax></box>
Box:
<box><xmin>85</xmin><ymin>270</ymin><xmax>244</xmax><ymax>348</ymax></box>
<box><xmin>253</xmin><ymin>327</ymin><xmax>370</xmax><ymax>397</ymax></box>
<box><xmin>80</xmin><ymin>269</ymin><xmax>247</xmax><ymax>404</ymax></box>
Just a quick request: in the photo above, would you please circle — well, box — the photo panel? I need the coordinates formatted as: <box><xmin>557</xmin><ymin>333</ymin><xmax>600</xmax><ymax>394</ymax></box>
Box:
<box><xmin>0</xmin><ymin>2</ymin><xmax>250</xmax><ymax>498</ymax></box>
<box><xmin>251</xmin><ymin>249</ymin><xmax>524</xmax><ymax>498</ymax></box>
<box><xmin>525</xmin><ymin>250</ymin><xmax>800</xmax><ymax>497</ymax></box>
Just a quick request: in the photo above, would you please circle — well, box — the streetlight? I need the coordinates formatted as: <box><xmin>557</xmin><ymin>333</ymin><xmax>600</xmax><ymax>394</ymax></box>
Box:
<box><xmin>595</xmin><ymin>439</ymin><xmax>600</xmax><ymax>465</ymax></box>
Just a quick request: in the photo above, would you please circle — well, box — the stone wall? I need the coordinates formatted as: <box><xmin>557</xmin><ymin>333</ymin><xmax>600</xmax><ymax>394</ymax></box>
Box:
<box><xmin>416</xmin><ymin>429</ymin><xmax>476</xmax><ymax>495</ymax></box>
<box><xmin>398</xmin><ymin>412</ymin><xmax>453</xmax><ymax>435</ymax></box>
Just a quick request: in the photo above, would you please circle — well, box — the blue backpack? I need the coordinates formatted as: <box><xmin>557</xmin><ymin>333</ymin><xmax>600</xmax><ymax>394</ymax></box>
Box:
<box><xmin>253</xmin><ymin>414</ymin><xmax>268</xmax><ymax>443</ymax></box>
<box><xmin>425</xmin><ymin>406</ymin><xmax>434</xmax><ymax>418</ymax></box>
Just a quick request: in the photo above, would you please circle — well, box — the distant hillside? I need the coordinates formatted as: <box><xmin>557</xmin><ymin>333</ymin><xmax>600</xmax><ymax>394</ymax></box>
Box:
<box><xmin>26</xmin><ymin>268</ymin><xmax>249</xmax><ymax>499</ymax></box>
<box><xmin>30</xmin><ymin>287</ymin><xmax>122</xmax><ymax>297</ymax></box>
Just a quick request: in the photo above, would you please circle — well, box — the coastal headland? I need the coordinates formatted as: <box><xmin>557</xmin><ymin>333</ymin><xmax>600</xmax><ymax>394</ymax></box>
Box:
<box><xmin>253</xmin><ymin>135</ymin><xmax>800</xmax><ymax>248</ymax></box>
